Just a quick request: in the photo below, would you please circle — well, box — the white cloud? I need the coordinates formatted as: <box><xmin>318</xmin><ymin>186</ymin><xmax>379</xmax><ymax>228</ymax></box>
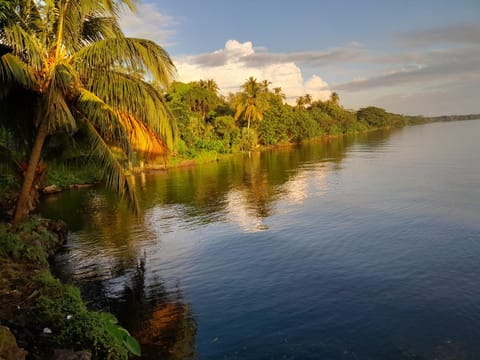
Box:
<box><xmin>305</xmin><ymin>75</ymin><xmax>332</xmax><ymax>101</ymax></box>
<box><xmin>174</xmin><ymin>40</ymin><xmax>332</xmax><ymax>104</ymax></box>
<box><xmin>119</xmin><ymin>3</ymin><xmax>175</xmax><ymax>45</ymax></box>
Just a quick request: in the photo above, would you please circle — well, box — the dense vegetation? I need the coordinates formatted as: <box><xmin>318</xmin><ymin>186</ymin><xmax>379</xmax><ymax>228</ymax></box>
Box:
<box><xmin>164</xmin><ymin>78</ymin><xmax>431</xmax><ymax>161</ymax></box>
<box><xmin>0</xmin><ymin>0</ymin><xmax>176</xmax><ymax>224</ymax></box>
<box><xmin>0</xmin><ymin>217</ymin><xmax>141</xmax><ymax>358</ymax></box>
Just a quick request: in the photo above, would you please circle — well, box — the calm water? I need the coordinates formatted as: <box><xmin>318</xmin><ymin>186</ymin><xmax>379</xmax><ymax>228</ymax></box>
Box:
<box><xmin>40</xmin><ymin>120</ymin><xmax>480</xmax><ymax>360</ymax></box>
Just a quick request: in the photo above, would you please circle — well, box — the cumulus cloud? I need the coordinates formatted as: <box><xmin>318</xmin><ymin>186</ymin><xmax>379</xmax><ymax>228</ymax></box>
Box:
<box><xmin>119</xmin><ymin>3</ymin><xmax>175</xmax><ymax>44</ymax></box>
<box><xmin>174</xmin><ymin>40</ymin><xmax>332</xmax><ymax>103</ymax></box>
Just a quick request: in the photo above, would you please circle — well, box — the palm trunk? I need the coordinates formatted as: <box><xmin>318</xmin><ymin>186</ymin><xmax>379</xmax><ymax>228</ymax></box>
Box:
<box><xmin>13</xmin><ymin>119</ymin><xmax>48</xmax><ymax>225</ymax></box>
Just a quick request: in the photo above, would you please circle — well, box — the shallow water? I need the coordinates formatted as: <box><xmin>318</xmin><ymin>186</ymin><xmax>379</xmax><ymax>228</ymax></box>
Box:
<box><xmin>40</xmin><ymin>120</ymin><xmax>480</xmax><ymax>359</ymax></box>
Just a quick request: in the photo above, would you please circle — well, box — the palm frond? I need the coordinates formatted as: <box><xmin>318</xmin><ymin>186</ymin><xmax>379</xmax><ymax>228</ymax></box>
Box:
<box><xmin>2</xmin><ymin>23</ymin><xmax>43</xmax><ymax>67</ymax></box>
<box><xmin>0</xmin><ymin>53</ymin><xmax>35</xmax><ymax>89</ymax></box>
<box><xmin>119</xmin><ymin>112</ymin><xmax>169</xmax><ymax>159</ymax></box>
<box><xmin>42</xmin><ymin>91</ymin><xmax>76</xmax><ymax>133</ymax></box>
<box><xmin>76</xmin><ymin>87</ymin><xmax>133</xmax><ymax>157</ymax></box>
<box><xmin>74</xmin><ymin>37</ymin><xmax>176</xmax><ymax>88</ymax></box>
<box><xmin>82</xmin><ymin>69</ymin><xmax>176</xmax><ymax>149</ymax></box>
<box><xmin>83</xmin><ymin>119</ymin><xmax>140</xmax><ymax>216</ymax></box>
<box><xmin>81</xmin><ymin>15</ymin><xmax>123</xmax><ymax>43</ymax></box>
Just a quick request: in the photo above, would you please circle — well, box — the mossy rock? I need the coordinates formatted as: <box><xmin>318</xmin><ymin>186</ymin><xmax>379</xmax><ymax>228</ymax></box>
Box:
<box><xmin>0</xmin><ymin>326</ymin><xmax>27</xmax><ymax>360</ymax></box>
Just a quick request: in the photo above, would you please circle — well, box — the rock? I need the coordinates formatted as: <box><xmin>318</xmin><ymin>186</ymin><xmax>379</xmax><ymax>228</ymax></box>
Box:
<box><xmin>68</xmin><ymin>183</ymin><xmax>95</xmax><ymax>189</ymax></box>
<box><xmin>42</xmin><ymin>185</ymin><xmax>62</xmax><ymax>194</ymax></box>
<box><xmin>44</xmin><ymin>219</ymin><xmax>68</xmax><ymax>248</ymax></box>
<box><xmin>52</xmin><ymin>349</ymin><xmax>92</xmax><ymax>360</ymax></box>
<box><xmin>0</xmin><ymin>326</ymin><xmax>27</xmax><ymax>360</ymax></box>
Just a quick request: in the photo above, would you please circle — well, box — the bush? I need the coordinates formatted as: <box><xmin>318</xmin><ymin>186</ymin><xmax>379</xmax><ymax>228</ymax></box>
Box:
<box><xmin>240</xmin><ymin>128</ymin><xmax>258</xmax><ymax>150</ymax></box>
<box><xmin>34</xmin><ymin>271</ymin><xmax>141</xmax><ymax>359</ymax></box>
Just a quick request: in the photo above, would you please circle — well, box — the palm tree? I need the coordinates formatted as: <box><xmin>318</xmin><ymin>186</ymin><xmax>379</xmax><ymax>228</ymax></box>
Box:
<box><xmin>330</xmin><ymin>92</ymin><xmax>340</xmax><ymax>106</ymax></box>
<box><xmin>234</xmin><ymin>77</ymin><xmax>268</xmax><ymax>129</ymax></box>
<box><xmin>296</xmin><ymin>96</ymin><xmax>306</xmax><ymax>108</ymax></box>
<box><xmin>273</xmin><ymin>87</ymin><xmax>286</xmax><ymax>102</ymax></box>
<box><xmin>261</xmin><ymin>80</ymin><xmax>271</xmax><ymax>94</ymax></box>
<box><xmin>200</xmin><ymin>79</ymin><xmax>219</xmax><ymax>94</ymax></box>
<box><xmin>0</xmin><ymin>0</ymin><xmax>176</xmax><ymax>224</ymax></box>
<box><xmin>304</xmin><ymin>93</ymin><xmax>313</xmax><ymax>106</ymax></box>
<box><xmin>296</xmin><ymin>94</ymin><xmax>312</xmax><ymax>109</ymax></box>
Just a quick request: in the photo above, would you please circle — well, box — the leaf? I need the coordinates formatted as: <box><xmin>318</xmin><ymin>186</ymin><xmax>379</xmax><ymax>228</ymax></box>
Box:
<box><xmin>123</xmin><ymin>335</ymin><xmax>141</xmax><ymax>356</ymax></box>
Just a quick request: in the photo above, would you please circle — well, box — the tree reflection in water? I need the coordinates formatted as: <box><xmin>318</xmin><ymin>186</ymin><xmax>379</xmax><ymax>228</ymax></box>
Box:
<box><xmin>42</xmin><ymin>129</ymin><xmax>402</xmax><ymax>359</ymax></box>
<box><xmin>111</xmin><ymin>254</ymin><xmax>197</xmax><ymax>359</ymax></box>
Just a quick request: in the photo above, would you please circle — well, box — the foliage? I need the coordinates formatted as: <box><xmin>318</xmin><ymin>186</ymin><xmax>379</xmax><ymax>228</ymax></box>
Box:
<box><xmin>240</xmin><ymin>128</ymin><xmax>258</xmax><ymax>150</ymax></box>
<box><xmin>0</xmin><ymin>218</ymin><xmax>57</xmax><ymax>263</ymax></box>
<box><xmin>0</xmin><ymin>0</ymin><xmax>176</xmax><ymax>223</ymax></box>
<box><xmin>46</xmin><ymin>162</ymin><xmax>102</xmax><ymax>188</ymax></box>
<box><xmin>160</xmin><ymin>80</ymin><xmax>432</xmax><ymax>162</ymax></box>
<box><xmin>34</xmin><ymin>271</ymin><xmax>140</xmax><ymax>359</ymax></box>
<box><xmin>0</xmin><ymin>219</ymin><xmax>141</xmax><ymax>359</ymax></box>
<box><xmin>234</xmin><ymin>77</ymin><xmax>269</xmax><ymax>129</ymax></box>
<box><xmin>357</xmin><ymin>106</ymin><xmax>391</xmax><ymax>128</ymax></box>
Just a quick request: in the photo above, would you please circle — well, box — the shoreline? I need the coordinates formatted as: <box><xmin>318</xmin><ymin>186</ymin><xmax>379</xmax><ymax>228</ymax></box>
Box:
<box><xmin>0</xmin><ymin>217</ymin><xmax>140</xmax><ymax>359</ymax></box>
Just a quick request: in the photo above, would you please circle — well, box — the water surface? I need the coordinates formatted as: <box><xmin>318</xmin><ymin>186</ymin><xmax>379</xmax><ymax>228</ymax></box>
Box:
<box><xmin>41</xmin><ymin>120</ymin><xmax>480</xmax><ymax>359</ymax></box>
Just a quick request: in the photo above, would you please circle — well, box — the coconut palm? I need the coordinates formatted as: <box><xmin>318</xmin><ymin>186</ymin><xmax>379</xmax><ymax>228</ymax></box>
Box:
<box><xmin>234</xmin><ymin>77</ymin><xmax>268</xmax><ymax>129</ymax></box>
<box><xmin>296</xmin><ymin>96</ymin><xmax>306</xmax><ymax>108</ymax></box>
<box><xmin>0</xmin><ymin>0</ymin><xmax>176</xmax><ymax>224</ymax></box>
<box><xmin>261</xmin><ymin>80</ymin><xmax>271</xmax><ymax>94</ymax></box>
<box><xmin>304</xmin><ymin>93</ymin><xmax>313</xmax><ymax>106</ymax></box>
<box><xmin>330</xmin><ymin>92</ymin><xmax>340</xmax><ymax>106</ymax></box>
<box><xmin>273</xmin><ymin>87</ymin><xmax>286</xmax><ymax>102</ymax></box>
<box><xmin>199</xmin><ymin>78</ymin><xmax>219</xmax><ymax>94</ymax></box>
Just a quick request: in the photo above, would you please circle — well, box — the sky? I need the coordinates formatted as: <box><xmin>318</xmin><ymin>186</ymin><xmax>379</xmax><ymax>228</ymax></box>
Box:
<box><xmin>120</xmin><ymin>0</ymin><xmax>480</xmax><ymax>116</ymax></box>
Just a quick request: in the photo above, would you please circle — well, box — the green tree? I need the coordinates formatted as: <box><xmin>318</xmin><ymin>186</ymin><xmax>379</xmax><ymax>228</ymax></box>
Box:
<box><xmin>199</xmin><ymin>78</ymin><xmax>220</xmax><ymax>94</ymax></box>
<box><xmin>234</xmin><ymin>77</ymin><xmax>269</xmax><ymax>129</ymax></box>
<box><xmin>356</xmin><ymin>106</ymin><xmax>390</xmax><ymax>128</ymax></box>
<box><xmin>261</xmin><ymin>80</ymin><xmax>272</xmax><ymax>94</ymax></box>
<box><xmin>296</xmin><ymin>94</ymin><xmax>312</xmax><ymax>109</ymax></box>
<box><xmin>330</xmin><ymin>92</ymin><xmax>340</xmax><ymax>106</ymax></box>
<box><xmin>273</xmin><ymin>87</ymin><xmax>286</xmax><ymax>103</ymax></box>
<box><xmin>0</xmin><ymin>0</ymin><xmax>176</xmax><ymax>224</ymax></box>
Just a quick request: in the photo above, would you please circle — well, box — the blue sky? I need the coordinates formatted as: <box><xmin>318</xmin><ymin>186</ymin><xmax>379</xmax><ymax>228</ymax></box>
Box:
<box><xmin>120</xmin><ymin>0</ymin><xmax>480</xmax><ymax>115</ymax></box>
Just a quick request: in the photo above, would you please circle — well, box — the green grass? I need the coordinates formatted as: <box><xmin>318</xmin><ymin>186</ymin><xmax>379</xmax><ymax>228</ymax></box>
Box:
<box><xmin>45</xmin><ymin>162</ymin><xmax>103</xmax><ymax>188</ymax></box>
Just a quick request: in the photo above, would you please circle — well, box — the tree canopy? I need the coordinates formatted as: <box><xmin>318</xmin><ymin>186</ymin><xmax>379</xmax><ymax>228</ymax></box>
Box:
<box><xmin>0</xmin><ymin>0</ymin><xmax>176</xmax><ymax>223</ymax></box>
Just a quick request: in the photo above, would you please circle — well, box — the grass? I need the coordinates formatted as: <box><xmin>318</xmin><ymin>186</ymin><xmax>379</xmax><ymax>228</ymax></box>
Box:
<box><xmin>45</xmin><ymin>162</ymin><xmax>103</xmax><ymax>188</ymax></box>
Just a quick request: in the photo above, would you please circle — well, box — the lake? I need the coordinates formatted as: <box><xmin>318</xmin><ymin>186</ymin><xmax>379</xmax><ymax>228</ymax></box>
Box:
<box><xmin>40</xmin><ymin>119</ymin><xmax>480</xmax><ymax>360</ymax></box>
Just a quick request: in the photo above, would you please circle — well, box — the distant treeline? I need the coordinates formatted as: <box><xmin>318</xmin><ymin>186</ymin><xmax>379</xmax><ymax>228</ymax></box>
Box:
<box><xmin>164</xmin><ymin>79</ymin><xmax>433</xmax><ymax>159</ymax></box>
<box><xmin>425</xmin><ymin>114</ymin><xmax>480</xmax><ymax>122</ymax></box>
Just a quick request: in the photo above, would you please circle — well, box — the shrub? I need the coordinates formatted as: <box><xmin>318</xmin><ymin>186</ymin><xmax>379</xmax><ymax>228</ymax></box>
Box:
<box><xmin>34</xmin><ymin>271</ymin><xmax>141</xmax><ymax>359</ymax></box>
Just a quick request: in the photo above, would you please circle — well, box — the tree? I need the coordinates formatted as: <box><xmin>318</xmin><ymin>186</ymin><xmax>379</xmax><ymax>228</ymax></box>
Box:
<box><xmin>273</xmin><ymin>87</ymin><xmax>286</xmax><ymax>102</ymax></box>
<box><xmin>296</xmin><ymin>94</ymin><xmax>312</xmax><ymax>109</ymax></box>
<box><xmin>296</xmin><ymin>96</ymin><xmax>306</xmax><ymax>108</ymax></box>
<box><xmin>261</xmin><ymin>80</ymin><xmax>272</xmax><ymax>94</ymax></box>
<box><xmin>199</xmin><ymin>79</ymin><xmax>219</xmax><ymax>94</ymax></box>
<box><xmin>304</xmin><ymin>93</ymin><xmax>313</xmax><ymax>107</ymax></box>
<box><xmin>0</xmin><ymin>0</ymin><xmax>176</xmax><ymax>224</ymax></box>
<box><xmin>330</xmin><ymin>92</ymin><xmax>340</xmax><ymax>106</ymax></box>
<box><xmin>356</xmin><ymin>106</ymin><xmax>390</xmax><ymax>128</ymax></box>
<box><xmin>234</xmin><ymin>77</ymin><xmax>268</xmax><ymax>129</ymax></box>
